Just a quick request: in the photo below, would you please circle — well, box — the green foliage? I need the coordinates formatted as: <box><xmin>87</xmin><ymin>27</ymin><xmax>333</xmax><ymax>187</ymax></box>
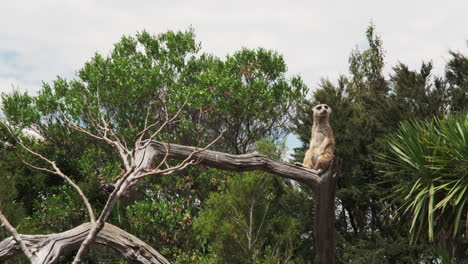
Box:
<box><xmin>187</xmin><ymin>49</ymin><xmax>306</xmax><ymax>153</ymax></box>
<box><xmin>1</xmin><ymin>30</ymin><xmax>202</xmax><ymax>144</ymax></box>
<box><xmin>391</xmin><ymin>61</ymin><xmax>450</xmax><ymax>119</ymax></box>
<box><xmin>123</xmin><ymin>166</ymin><xmax>229</xmax><ymax>263</ymax></box>
<box><xmin>22</xmin><ymin>185</ymin><xmax>88</xmax><ymax>233</ymax></box>
<box><xmin>445</xmin><ymin>50</ymin><xmax>468</xmax><ymax>113</ymax></box>
<box><xmin>1</xmin><ymin>91</ymin><xmax>40</xmax><ymax>127</ymax></box>
<box><xmin>378</xmin><ymin>113</ymin><xmax>467</xmax><ymax>243</ymax></box>
<box><xmin>194</xmin><ymin>141</ymin><xmax>309</xmax><ymax>264</ymax></box>
<box><xmin>0</xmin><ymin>128</ymin><xmax>54</xmax><ymax>229</ymax></box>
<box><xmin>195</xmin><ymin>172</ymin><xmax>305</xmax><ymax>263</ymax></box>
<box><xmin>337</xmin><ymin>233</ymin><xmax>438</xmax><ymax>264</ymax></box>
<box><xmin>0</xmin><ymin>152</ymin><xmax>27</xmax><ymax>227</ymax></box>
<box><xmin>349</xmin><ymin>23</ymin><xmax>385</xmax><ymax>86</ymax></box>
<box><xmin>2</xmin><ymin>29</ymin><xmax>305</xmax><ymax>154</ymax></box>
<box><xmin>126</xmin><ymin>197</ymin><xmax>196</xmax><ymax>260</ymax></box>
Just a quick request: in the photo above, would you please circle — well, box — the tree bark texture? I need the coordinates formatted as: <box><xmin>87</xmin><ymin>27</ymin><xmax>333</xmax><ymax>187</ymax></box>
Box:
<box><xmin>0</xmin><ymin>222</ymin><xmax>169</xmax><ymax>264</ymax></box>
<box><xmin>145</xmin><ymin>141</ymin><xmax>322</xmax><ymax>190</ymax></box>
<box><xmin>315</xmin><ymin>167</ymin><xmax>337</xmax><ymax>264</ymax></box>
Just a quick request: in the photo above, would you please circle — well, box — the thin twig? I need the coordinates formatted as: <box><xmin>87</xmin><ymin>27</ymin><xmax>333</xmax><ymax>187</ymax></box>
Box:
<box><xmin>138</xmin><ymin>100</ymin><xmax>187</xmax><ymax>150</ymax></box>
<box><xmin>65</xmin><ymin>116</ymin><xmax>131</xmax><ymax>171</ymax></box>
<box><xmin>154</xmin><ymin>143</ymin><xmax>171</xmax><ymax>171</ymax></box>
<box><xmin>3</xmin><ymin>123</ymin><xmax>96</xmax><ymax>223</ymax></box>
<box><xmin>11</xmin><ymin>138</ymin><xmax>96</xmax><ymax>223</ymax></box>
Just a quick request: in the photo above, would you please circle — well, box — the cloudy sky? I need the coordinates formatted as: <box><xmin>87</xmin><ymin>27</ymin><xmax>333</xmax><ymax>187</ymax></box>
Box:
<box><xmin>2</xmin><ymin>0</ymin><xmax>467</xmax><ymax>97</ymax></box>
<box><xmin>1</xmin><ymin>0</ymin><xmax>467</xmax><ymax>150</ymax></box>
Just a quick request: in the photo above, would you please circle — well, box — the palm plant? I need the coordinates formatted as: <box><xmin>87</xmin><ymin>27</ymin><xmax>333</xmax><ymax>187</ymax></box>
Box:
<box><xmin>378</xmin><ymin>112</ymin><xmax>467</xmax><ymax>262</ymax></box>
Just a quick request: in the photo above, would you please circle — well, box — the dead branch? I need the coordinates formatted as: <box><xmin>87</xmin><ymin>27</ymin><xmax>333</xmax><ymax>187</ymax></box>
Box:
<box><xmin>135</xmin><ymin>132</ymin><xmax>224</xmax><ymax>179</ymax></box>
<box><xmin>5</xmin><ymin>131</ymin><xmax>96</xmax><ymax>224</ymax></box>
<box><xmin>0</xmin><ymin>211</ymin><xmax>35</xmax><ymax>262</ymax></box>
<box><xmin>144</xmin><ymin>141</ymin><xmax>323</xmax><ymax>190</ymax></box>
<box><xmin>0</xmin><ymin>222</ymin><xmax>170</xmax><ymax>264</ymax></box>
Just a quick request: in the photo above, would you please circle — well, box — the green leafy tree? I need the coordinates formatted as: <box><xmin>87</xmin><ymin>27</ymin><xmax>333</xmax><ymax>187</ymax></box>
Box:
<box><xmin>445</xmin><ymin>50</ymin><xmax>468</xmax><ymax>113</ymax></box>
<box><xmin>186</xmin><ymin>49</ymin><xmax>306</xmax><ymax>154</ymax></box>
<box><xmin>390</xmin><ymin>61</ymin><xmax>452</xmax><ymax>120</ymax></box>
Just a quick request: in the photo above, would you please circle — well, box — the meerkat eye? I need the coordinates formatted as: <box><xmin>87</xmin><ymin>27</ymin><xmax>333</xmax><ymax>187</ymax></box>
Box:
<box><xmin>316</xmin><ymin>106</ymin><xmax>322</xmax><ymax>110</ymax></box>
<box><xmin>324</xmin><ymin>105</ymin><xmax>328</xmax><ymax>109</ymax></box>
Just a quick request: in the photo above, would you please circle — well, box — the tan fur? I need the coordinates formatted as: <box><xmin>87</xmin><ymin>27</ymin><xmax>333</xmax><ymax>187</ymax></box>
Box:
<box><xmin>297</xmin><ymin>104</ymin><xmax>334</xmax><ymax>174</ymax></box>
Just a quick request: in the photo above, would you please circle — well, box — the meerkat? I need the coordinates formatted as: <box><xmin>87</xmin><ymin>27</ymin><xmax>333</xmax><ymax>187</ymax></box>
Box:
<box><xmin>296</xmin><ymin>104</ymin><xmax>334</xmax><ymax>174</ymax></box>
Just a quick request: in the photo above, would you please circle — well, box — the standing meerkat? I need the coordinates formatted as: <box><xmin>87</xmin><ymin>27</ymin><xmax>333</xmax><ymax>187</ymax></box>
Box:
<box><xmin>296</xmin><ymin>104</ymin><xmax>334</xmax><ymax>174</ymax></box>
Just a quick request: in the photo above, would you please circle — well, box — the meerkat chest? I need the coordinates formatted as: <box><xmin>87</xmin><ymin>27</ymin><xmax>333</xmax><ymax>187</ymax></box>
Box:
<box><xmin>310</xmin><ymin>128</ymin><xmax>329</xmax><ymax>149</ymax></box>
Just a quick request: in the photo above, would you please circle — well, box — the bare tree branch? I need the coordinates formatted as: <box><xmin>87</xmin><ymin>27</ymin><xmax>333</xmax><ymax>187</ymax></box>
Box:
<box><xmin>135</xmin><ymin>131</ymin><xmax>224</xmax><ymax>179</ymax></box>
<box><xmin>63</xmin><ymin>116</ymin><xmax>131</xmax><ymax>168</ymax></box>
<box><xmin>12</xmin><ymin>140</ymin><xmax>96</xmax><ymax>224</ymax></box>
<box><xmin>0</xmin><ymin>211</ymin><xmax>35</xmax><ymax>263</ymax></box>
<box><xmin>137</xmin><ymin>100</ymin><xmax>187</xmax><ymax>150</ymax></box>
<box><xmin>74</xmin><ymin>92</ymin><xmax>133</xmax><ymax>171</ymax></box>
<box><xmin>144</xmin><ymin>141</ymin><xmax>323</xmax><ymax>190</ymax></box>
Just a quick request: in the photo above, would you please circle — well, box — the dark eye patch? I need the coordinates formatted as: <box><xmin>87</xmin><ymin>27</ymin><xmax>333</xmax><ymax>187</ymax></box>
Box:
<box><xmin>316</xmin><ymin>106</ymin><xmax>322</xmax><ymax>110</ymax></box>
<box><xmin>324</xmin><ymin>105</ymin><xmax>328</xmax><ymax>109</ymax></box>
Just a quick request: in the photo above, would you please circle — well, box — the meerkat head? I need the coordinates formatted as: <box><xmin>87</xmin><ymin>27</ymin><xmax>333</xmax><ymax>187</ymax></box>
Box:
<box><xmin>312</xmin><ymin>104</ymin><xmax>331</xmax><ymax>121</ymax></box>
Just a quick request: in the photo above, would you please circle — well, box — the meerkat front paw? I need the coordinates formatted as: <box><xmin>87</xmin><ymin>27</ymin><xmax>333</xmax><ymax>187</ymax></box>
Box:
<box><xmin>313</xmin><ymin>169</ymin><xmax>323</xmax><ymax>174</ymax></box>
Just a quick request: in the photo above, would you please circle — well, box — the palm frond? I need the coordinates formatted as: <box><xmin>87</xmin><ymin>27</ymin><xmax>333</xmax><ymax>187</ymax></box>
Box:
<box><xmin>378</xmin><ymin>112</ymin><xmax>467</xmax><ymax>243</ymax></box>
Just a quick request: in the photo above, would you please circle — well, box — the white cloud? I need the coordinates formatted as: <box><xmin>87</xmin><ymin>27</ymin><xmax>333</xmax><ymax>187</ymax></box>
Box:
<box><xmin>1</xmin><ymin>0</ymin><xmax>467</xmax><ymax>98</ymax></box>
<box><xmin>0</xmin><ymin>77</ymin><xmax>20</xmax><ymax>95</ymax></box>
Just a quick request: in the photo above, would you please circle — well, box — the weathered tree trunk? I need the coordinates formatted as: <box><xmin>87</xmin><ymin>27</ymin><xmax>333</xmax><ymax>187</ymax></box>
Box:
<box><xmin>0</xmin><ymin>222</ymin><xmax>169</xmax><ymax>264</ymax></box>
<box><xmin>145</xmin><ymin>141</ymin><xmax>322</xmax><ymax>190</ymax></box>
<box><xmin>313</xmin><ymin>166</ymin><xmax>337</xmax><ymax>264</ymax></box>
